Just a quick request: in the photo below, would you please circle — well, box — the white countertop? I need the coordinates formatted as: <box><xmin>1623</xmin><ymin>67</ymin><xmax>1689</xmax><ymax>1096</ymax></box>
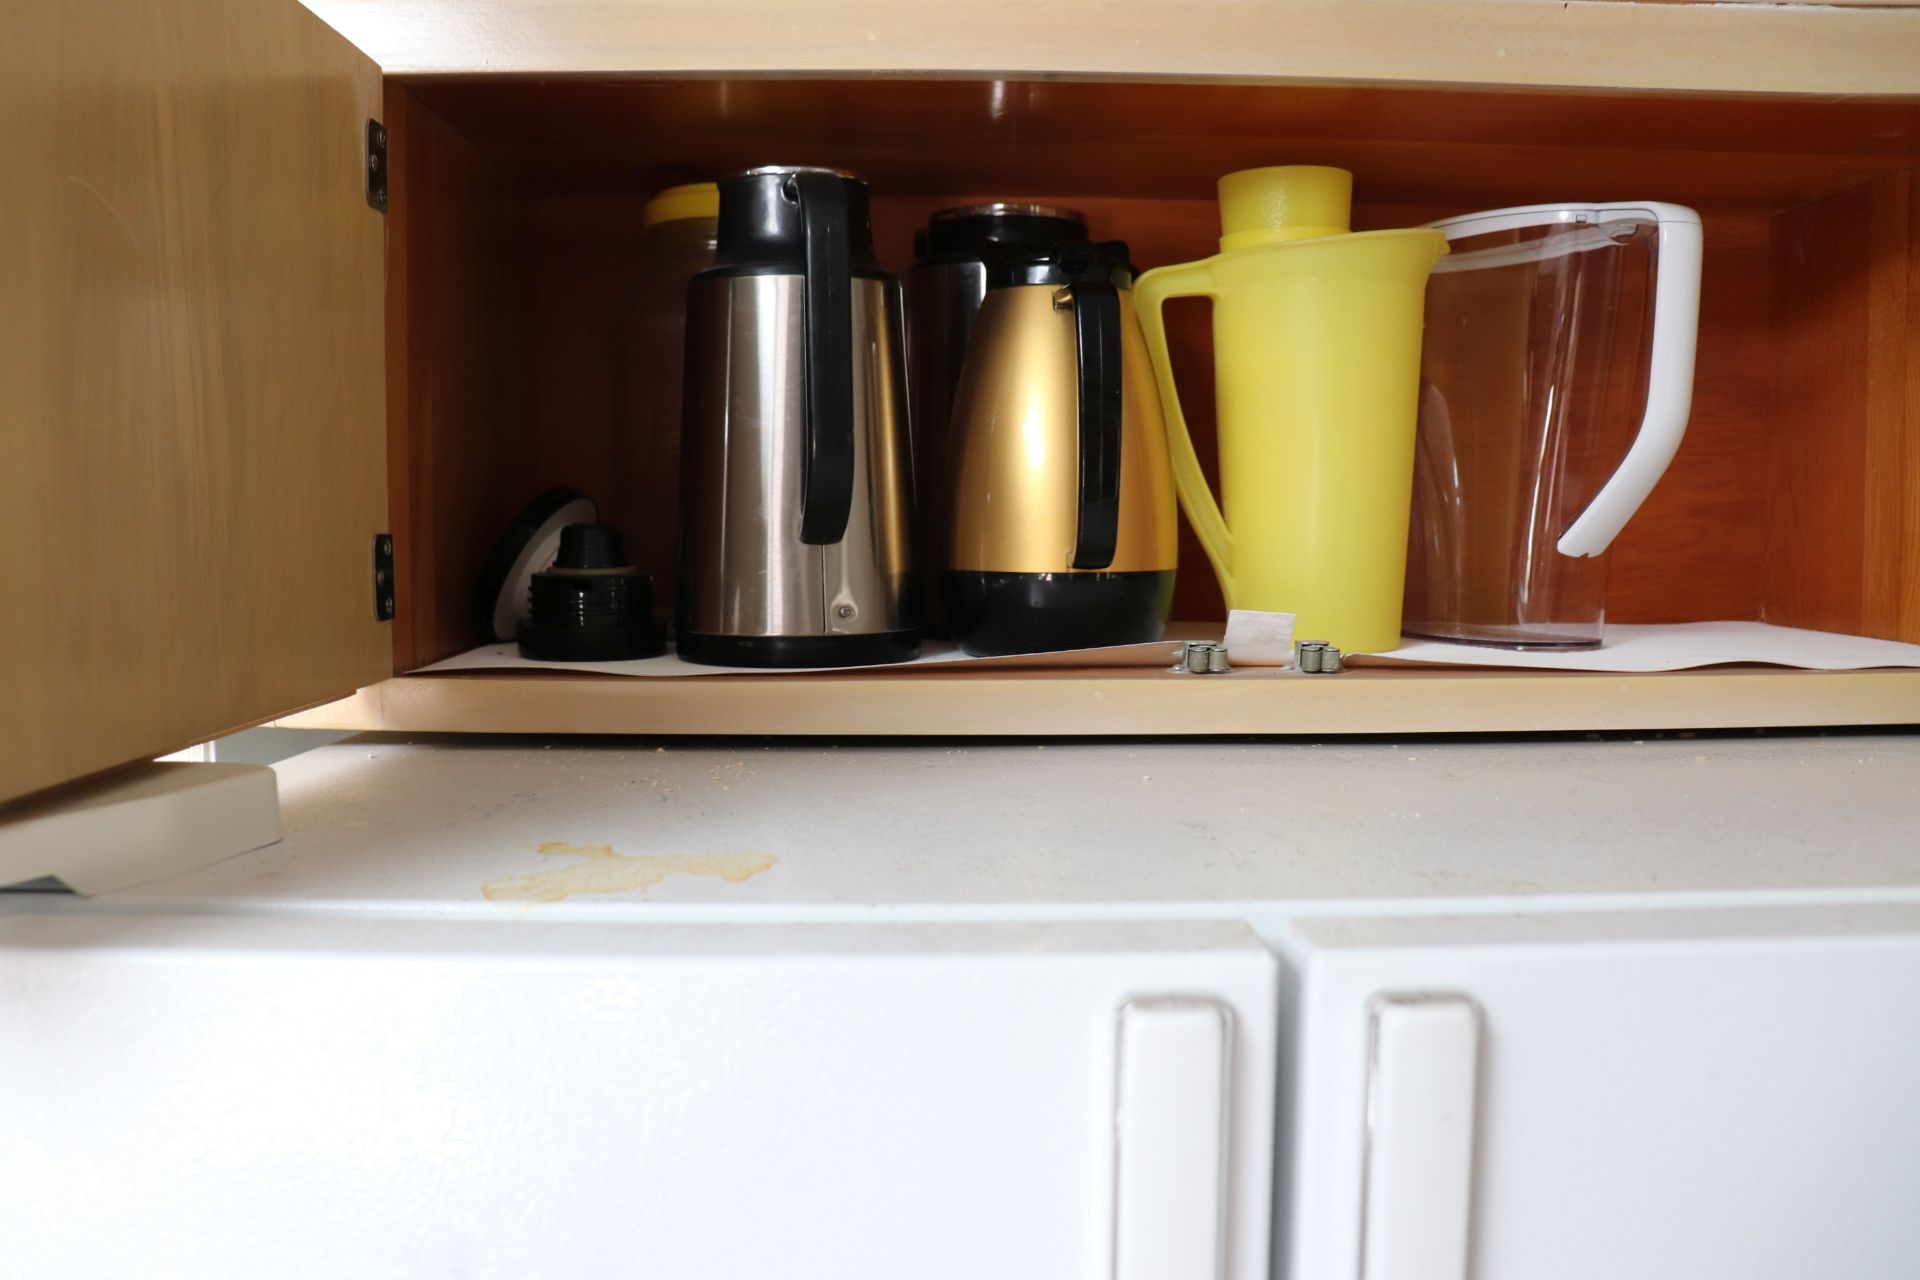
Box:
<box><xmin>41</xmin><ymin>732</ymin><xmax>1920</xmax><ymax>920</ymax></box>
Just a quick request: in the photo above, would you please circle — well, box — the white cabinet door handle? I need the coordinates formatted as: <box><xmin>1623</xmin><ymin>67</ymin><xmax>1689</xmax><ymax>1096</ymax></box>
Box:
<box><xmin>1360</xmin><ymin>994</ymin><xmax>1481</xmax><ymax>1280</ymax></box>
<box><xmin>1113</xmin><ymin>997</ymin><xmax>1232</xmax><ymax>1280</ymax></box>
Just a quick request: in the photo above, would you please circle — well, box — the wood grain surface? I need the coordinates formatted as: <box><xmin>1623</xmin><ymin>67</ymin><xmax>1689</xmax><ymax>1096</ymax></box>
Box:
<box><xmin>1607</xmin><ymin>214</ymin><xmax>1774</xmax><ymax>625</ymax></box>
<box><xmin>1</xmin><ymin>0</ymin><xmax>389</xmax><ymax>805</ymax></box>
<box><xmin>302</xmin><ymin>0</ymin><xmax>1920</xmax><ymax>96</ymax></box>
<box><xmin>384</xmin><ymin>75</ymin><xmax>1920</xmax><ymax>689</ymax></box>
<box><xmin>388</xmin><ymin>79</ymin><xmax>1796</xmax><ymax>664</ymax></box>
<box><xmin>1609</xmin><ymin>0</ymin><xmax>1916</xmax><ymax>6</ymax></box>
<box><xmin>383</xmin><ymin>87</ymin><xmax>530</xmax><ymax>673</ymax></box>
<box><xmin>1767</xmin><ymin>170</ymin><xmax>1920</xmax><ymax>643</ymax></box>
<box><xmin>404</xmin><ymin>79</ymin><xmax>1920</xmax><ymax>213</ymax></box>
<box><xmin>277</xmin><ymin>666</ymin><xmax>1920</xmax><ymax>738</ymax></box>
<box><xmin>393</xmin><ymin>78</ymin><xmax>1909</xmax><ymax>652</ymax></box>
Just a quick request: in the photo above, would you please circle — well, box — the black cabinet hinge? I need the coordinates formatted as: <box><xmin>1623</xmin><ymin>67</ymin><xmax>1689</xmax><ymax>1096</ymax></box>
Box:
<box><xmin>365</xmin><ymin>119</ymin><xmax>388</xmax><ymax>213</ymax></box>
<box><xmin>373</xmin><ymin>534</ymin><xmax>395</xmax><ymax>621</ymax></box>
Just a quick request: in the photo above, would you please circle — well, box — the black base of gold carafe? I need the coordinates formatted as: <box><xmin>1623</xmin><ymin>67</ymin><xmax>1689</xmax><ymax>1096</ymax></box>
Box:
<box><xmin>942</xmin><ymin>570</ymin><xmax>1174</xmax><ymax>657</ymax></box>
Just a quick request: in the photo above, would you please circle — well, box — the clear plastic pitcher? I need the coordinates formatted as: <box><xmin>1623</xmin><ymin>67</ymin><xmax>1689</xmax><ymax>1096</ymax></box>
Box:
<box><xmin>1404</xmin><ymin>202</ymin><xmax>1702</xmax><ymax>649</ymax></box>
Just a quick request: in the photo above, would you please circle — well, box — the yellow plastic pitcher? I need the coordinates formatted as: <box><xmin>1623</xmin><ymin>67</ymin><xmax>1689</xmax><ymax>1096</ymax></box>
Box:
<box><xmin>1134</xmin><ymin>167</ymin><xmax>1447</xmax><ymax>654</ymax></box>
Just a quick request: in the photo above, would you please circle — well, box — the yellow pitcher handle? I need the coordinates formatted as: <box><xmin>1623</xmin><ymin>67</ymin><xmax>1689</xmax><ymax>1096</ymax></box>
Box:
<box><xmin>1133</xmin><ymin>258</ymin><xmax>1234</xmax><ymax>601</ymax></box>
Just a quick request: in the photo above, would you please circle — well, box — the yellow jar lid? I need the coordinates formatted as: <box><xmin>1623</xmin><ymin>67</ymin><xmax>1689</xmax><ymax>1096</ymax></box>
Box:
<box><xmin>643</xmin><ymin>182</ymin><xmax>720</xmax><ymax>230</ymax></box>
<box><xmin>1218</xmin><ymin>165</ymin><xmax>1352</xmax><ymax>250</ymax></box>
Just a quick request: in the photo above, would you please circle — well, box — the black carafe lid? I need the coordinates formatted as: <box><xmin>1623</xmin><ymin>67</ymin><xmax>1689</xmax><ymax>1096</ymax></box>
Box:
<box><xmin>705</xmin><ymin>165</ymin><xmax>885</xmax><ymax>277</ymax></box>
<box><xmin>915</xmin><ymin>202</ymin><xmax>1089</xmax><ymax>264</ymax></box>
<box><xmin>516</xmin><ymin>524</ymin><xmax>667</xmax><ymax>662</ymax></box>
<box><xmin>473</xmin><ymin>486</ymin><xmax>598</xmax><ymax>642</ymax></box>
<box><xmin>700</xmin><ymin>165</ymin><xmax>891</xmax><ymax>547</ymax></box>
<box><xmin>988</xmin><ymin>239</ymin><xmax>1136</xmax><ymax>290</ymax></box>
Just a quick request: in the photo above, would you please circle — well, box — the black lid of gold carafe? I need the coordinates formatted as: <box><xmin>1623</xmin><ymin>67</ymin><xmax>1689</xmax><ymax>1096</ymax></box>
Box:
<box><xmin>989</xmin><ymin>239</ymin><xmax>1135</xmax><ymax>290</ymax></box>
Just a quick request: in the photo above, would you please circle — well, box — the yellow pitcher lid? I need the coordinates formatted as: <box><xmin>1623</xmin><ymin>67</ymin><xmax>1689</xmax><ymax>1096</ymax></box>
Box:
<box><xmin>643</xmin><ymin>182</ymin><xmax>720</xmax><ymax>230</ymax></box>
<box><xmin>1218</xmin><ymin>165</ymin><xmax>1352</xmax><ymax>250</ymax></box>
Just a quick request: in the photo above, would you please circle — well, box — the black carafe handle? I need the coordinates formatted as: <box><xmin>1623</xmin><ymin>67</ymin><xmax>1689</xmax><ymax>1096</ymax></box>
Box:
<box><xmin>794</xmin><ymin>172</ymin><xmax>855</xmax><ymax>546</ymax></box>
<box><xmin>1060</xmin><ymin>281</ymin><xmax>1122</xmax><ymax>571</ymax></box>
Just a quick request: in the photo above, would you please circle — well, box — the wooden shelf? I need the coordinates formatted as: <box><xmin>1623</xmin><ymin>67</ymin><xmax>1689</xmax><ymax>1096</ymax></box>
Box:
<box><xmin>365</xmin><ymin>75</ymin><xmax>1920</xmax><ymax>748</ymax></box>
<box><xmin>277</xmin><ymin>666</ymin><xmax>1920</xmax><ymax>738</ymax></box>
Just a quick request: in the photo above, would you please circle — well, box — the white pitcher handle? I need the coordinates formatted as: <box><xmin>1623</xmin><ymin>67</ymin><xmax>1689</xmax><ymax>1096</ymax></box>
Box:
<box><xmin>1555</xmin><ymin>204</ymin><xmax>1703</xmax><ymax>558</ymax></box>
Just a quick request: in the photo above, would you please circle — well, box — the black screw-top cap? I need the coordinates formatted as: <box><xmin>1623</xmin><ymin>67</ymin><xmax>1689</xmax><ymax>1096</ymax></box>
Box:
<box><xmin>556</xmin><ymin>523</ymin><xmax>626</xmax><ymax>570</ymax></box>
<box><xmin>517</xmin><ymin>523</ymin><xmax>666</xmax><ymax>662</ymax></box>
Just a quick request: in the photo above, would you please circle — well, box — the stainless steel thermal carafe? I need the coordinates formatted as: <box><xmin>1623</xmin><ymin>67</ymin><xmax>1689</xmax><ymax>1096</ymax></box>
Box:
<box><xmin>676</xmin><ymin>166</ymin><xmax>918</xmax><ymax>668</ymax></box>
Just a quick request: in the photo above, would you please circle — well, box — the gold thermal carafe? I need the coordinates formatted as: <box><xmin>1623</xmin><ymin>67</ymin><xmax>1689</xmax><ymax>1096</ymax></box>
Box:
<box><xmin>944</xmin><ymin>242</ymin><xmax>1177</xmax><ymax>655</ymax></box>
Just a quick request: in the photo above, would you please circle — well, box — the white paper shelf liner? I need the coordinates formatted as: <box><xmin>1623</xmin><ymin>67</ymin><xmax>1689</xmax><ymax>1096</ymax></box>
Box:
<box><xmin>409</xmin><ymin>621</ymin><xmax>1920</xmax><ymax>679</ymax></box>
<box><xmin>1372</xmin><ymin>621</ymin><xmax>1920</xmax><ymax>672</ymax></box>
<box><xmin>413</xmin><ymin>627</ymin><xmax>1209</xmax><ymax>678</ymax></box>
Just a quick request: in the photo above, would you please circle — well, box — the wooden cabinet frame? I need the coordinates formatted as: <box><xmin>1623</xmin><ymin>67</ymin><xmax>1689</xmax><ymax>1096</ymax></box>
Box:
<box><xmin>8</xmin><ymin>0</ymin><xmax>1920</xmax><ymax>802</ymax></box>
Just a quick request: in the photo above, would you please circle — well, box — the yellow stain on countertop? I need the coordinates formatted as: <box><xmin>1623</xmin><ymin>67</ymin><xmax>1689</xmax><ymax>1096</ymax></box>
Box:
<box><xmin>483</xmin><ymin>842</ymin><xmax>777</xmax><ymax>904</ymax></box>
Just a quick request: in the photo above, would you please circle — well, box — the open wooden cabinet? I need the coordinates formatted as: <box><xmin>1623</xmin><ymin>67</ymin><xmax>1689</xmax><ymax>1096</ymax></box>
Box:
<box><xmin>2</xmin><ymin>0</ymin><xmax>387</xmax><ymax>804</ymax></box>
<box><xmin>8</xmin><ymin>0</ymin><xmax>1920</xmax><ymax>805</ymax></box>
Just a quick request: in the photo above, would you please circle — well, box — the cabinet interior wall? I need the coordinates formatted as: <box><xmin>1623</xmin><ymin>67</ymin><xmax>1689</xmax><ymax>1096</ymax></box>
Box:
<box><xmin>381</xmin><ymin>77</ymin><xmax>1920</xmax><ymax>673</ymax></box>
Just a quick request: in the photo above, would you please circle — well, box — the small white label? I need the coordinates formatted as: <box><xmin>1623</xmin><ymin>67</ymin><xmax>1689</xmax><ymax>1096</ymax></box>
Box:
<box><xmin>1221</xmin><ymin>609</ymin><xmax>1296</xmax><ymax>666</ymax></box>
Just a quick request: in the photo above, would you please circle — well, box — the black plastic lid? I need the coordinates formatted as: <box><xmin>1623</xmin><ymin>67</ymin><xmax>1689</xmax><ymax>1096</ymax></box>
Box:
<box><xmin>703</xmin><ymin>166</ymin><xmax>884</xmax><ymax>278</ymax></box>
<box><xmin>517</xmin><ymin>523</ymin><xmax>666</xmax><ymax>662</ymax></box>
<box><xmin>473</xmin><ymin>486</ymin><xmax>599</xmax><ymax>643</ymax></box>
<box><xmin>554</xmin><ymin>523</ymin><xmax>627</xmax><ymax>570</ymax></box>
<box><xmin>914</xmin><ymin>202</ymin><xmax>1089</xmax><ymax>264</ymax></box>
<box><xmin>519</xmin><ymin>616</ymin><xmax>666</xmax><ymax>663</ymax></box>
<box><xmin>987</xmin><ymin>239</ymin><xmax>1135</xmax><ymax>290</ymax></box>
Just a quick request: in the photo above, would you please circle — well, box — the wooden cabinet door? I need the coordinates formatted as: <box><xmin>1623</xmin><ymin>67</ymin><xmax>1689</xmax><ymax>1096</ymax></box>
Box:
<box><xmin>0</xmin><ymin>0</ymin><xmax>388</xmax><ymax>804</ymax></box>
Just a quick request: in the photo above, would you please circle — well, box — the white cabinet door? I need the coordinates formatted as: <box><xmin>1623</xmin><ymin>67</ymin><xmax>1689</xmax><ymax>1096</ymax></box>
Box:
<box><xmin>1274</xmin><ymin>903</ymin><xmax>1920</xmax><ymax>1280</ymax></box>
<box><xmin>0</xmin><ymin>912</ymin><xmax>1275</xmax><ymax>1280</ymax></box>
